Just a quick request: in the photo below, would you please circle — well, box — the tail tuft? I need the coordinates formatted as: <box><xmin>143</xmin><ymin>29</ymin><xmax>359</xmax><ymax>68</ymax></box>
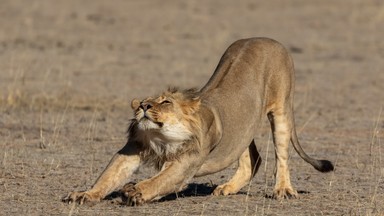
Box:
<box><xmin>314</xmin><ymin>160</ymin><xmax>334</xmax><ymax>172</ymax></box>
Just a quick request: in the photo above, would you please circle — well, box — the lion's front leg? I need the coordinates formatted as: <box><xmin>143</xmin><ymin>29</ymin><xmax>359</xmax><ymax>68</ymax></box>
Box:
<box><xmin>63</xmin><ymin>142</ymin><xmax>141</xmax><ymax>204</ymax></box>
<box><xmin>121</xmin><ymin>154</ymin><xmax>206</xmax><ymax>206</ymax></box>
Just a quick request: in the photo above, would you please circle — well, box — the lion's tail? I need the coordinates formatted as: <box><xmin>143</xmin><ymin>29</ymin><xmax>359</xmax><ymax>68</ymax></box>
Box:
<box><xmin>290</xmin><ymin>127</ymin><xmax>334</xmax><ymax>172</ymax></box>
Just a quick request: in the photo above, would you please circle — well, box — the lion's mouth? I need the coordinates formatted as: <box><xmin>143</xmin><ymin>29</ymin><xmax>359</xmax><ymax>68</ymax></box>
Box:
<box><xmin>138</xmin><ymin>116</ymin><xmax>164</xmax><ymax>128</ymax></box>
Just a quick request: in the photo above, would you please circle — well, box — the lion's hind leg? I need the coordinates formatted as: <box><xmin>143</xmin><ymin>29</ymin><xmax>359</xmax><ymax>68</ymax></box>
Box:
<box><xmin>213</xmin><ymin>141</ymin><xmax>261</xmax><ymax>196</ymax></box>
<box><xmin>268</xmin><ymin>110</ymin><xmax>298</xmax><ymax>199</ymax></box>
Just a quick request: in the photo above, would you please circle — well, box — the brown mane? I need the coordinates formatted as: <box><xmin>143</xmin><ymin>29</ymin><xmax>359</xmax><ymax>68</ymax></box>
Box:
<box><xmin>127</xmin><ymin>88</ymin><xmax>202</xmax><ymax>169</ymax></box>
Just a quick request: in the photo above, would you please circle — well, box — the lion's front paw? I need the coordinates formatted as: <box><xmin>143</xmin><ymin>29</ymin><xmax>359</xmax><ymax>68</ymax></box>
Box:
<box><xmin>121</xmin><ymin>182</ymin><xmax>145</xmax><ymax>206</ymax></box>
<box><xmin>62</xmin><ymin>191</ymin><xmax>101</xmax><ymax>205</ymax></box>
<box><xmin>272</xmin><ymin>187</ymin><xmax>298</xmax><ymax>199</ymax></box>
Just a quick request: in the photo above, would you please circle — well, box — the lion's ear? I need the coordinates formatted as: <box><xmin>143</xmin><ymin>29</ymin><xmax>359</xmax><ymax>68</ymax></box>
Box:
<box><xmin>181</xmin><ymin>97</ymin><xmax>201</xmax><ymax>114</ymax></box>
<box><xmin>131</xmin><ymin>99</ymin><xmax>140</xmax><ymax>110</ymax></box>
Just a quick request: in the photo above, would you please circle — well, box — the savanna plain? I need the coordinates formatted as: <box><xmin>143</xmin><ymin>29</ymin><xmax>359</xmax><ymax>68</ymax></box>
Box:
<box><xmin>0</xmin><ymin>0</ymin><xmax>383</xmax><ymax>215</ymax></box>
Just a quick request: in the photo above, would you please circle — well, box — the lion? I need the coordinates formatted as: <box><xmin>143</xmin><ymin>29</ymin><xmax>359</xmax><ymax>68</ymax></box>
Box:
<box><xmin>63</xmin><ymin>37</ymin><xmax>334</xmax><ymax>206</ymax></box>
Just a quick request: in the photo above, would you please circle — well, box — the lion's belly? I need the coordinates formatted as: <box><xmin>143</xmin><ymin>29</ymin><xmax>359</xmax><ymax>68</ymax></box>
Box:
<box><xmin>195</xmin><ymin>137</ymin><xmax>254</xmax><ymax>176</ymax></box>
<box><xmin>195</xmin><ymin>92</ymin><xmax>262</xmax><ymax>177</ymax></box>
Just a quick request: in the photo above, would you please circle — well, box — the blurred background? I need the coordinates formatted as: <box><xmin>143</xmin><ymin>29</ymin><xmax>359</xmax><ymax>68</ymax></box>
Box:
<box><xmin>1</xmin><ymin>0</ymin><xmax>382</xmax><ymax>107</ymax></box>
<box><xmin>0</xmin><ymin>0</ymin><xmax>383</xmax><ymax>215</ymax></box>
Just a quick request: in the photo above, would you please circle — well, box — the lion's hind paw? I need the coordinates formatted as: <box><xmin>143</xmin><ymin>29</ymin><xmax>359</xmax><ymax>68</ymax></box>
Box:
<box><xmin>272</xmin><ymin>187</ymin><xmax>298</xmax><ymax>199</ymax></box>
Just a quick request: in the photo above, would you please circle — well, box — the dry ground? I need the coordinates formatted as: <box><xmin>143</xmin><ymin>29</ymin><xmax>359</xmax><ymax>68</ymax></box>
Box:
<box><xmin>1</xmin><ymin>0</ymin><xmax>383</xmax><ymax>215</ymax></box>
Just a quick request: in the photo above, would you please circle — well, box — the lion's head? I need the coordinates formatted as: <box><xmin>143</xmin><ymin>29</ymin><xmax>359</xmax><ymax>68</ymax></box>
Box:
<box><xmin>129</xmin><ymin>88</ymin><xmax>201</xmax><ymax>160</ymax></box>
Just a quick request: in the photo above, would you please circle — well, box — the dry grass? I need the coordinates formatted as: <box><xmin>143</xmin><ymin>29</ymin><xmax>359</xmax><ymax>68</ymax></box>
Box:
<box><xmin>1</xmin><ymin>89</ymin><xmax>130</xmax><ymax>112</ymax></box>
<box><xmin>1</xmin><ymin>0</ymin><xmax>384</xmax><ymax>215</ymax></box>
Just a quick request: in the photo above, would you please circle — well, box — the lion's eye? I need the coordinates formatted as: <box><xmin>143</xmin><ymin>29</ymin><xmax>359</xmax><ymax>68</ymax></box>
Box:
<box><xmin>161</xmin><ymin>100</ymin><xmax>172</xmax><ymax>105</ymax></box>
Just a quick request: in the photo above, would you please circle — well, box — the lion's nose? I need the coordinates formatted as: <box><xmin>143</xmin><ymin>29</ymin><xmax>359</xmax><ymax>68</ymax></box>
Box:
<box><xmin>140</xmin><ymin>102</ymin><xmax>153</xmax><ymax>111</ymax></box>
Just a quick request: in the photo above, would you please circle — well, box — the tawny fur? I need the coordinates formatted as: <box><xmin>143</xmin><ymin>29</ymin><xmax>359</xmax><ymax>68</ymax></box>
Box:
<box><xmin>63</xmin><ymin>37</ymin><xmax>334</xmax><ymax>205</ymax></box>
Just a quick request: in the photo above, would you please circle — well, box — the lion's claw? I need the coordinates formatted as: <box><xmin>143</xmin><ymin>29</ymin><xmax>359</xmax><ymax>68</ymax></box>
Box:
<box><xmin>62</xmin><ymin>191</ymin><xmax>100</xmax><ymax>205</ymax></box>
<box><xmin>121</xmin><ymin>182</ymin><xmax>145</xmax><ymax>206</ymax></box>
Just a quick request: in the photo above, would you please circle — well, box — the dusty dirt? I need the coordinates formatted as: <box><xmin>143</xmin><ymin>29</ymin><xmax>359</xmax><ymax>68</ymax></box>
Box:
<box><xmin>1</xmin><ymin>0</ymin><xmax>383</xmax><ymax>215</ymax></box>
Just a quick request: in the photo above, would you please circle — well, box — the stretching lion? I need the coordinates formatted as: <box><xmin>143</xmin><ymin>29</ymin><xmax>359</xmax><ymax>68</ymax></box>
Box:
<box><xmin>63</xmin><ymin>37</ymin><xmax>334</xmax><ymax>206</ymax></box>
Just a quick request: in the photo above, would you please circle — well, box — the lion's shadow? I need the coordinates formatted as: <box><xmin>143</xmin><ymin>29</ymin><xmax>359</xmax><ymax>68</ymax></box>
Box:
<box><xmin>105</xmin><ymin>183</ymin><xmax>217</xmax><ymax>204</ymax></box>
<box><xmin>105</xmin><ymin>183</ymin><xmax>312</xmax><ymax>204</ymax></box>
<box><xmin>159</xmin><ymin>183</ymin><xmax>216</xmax><ymax>202</ymax></box>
